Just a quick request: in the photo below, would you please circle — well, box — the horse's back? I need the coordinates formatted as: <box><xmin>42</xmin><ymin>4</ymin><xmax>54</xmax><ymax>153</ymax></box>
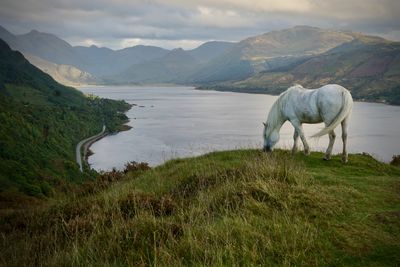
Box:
<box><xmin>317</xmin><ymin>84</ymin><xmax>351</xmax><ymax>104</ymax></box>
<box><xmin>316</xmin><ymin>84</ymin><xmax>352</xmax><ymax>124</ymax></box>
<box><xmin>318</xmin><ymin>84</ymin><xmax>348</xmax><ymax>95</ymax></box>
<box><xmin>282</xmin><ymin>85</ymin><xmax>321</xmax><ymax>123</ymax></box>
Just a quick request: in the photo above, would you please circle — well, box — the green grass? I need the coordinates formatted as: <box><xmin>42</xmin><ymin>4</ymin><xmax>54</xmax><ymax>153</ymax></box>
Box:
<box><xmin>1</xmin><ymin>149</ymin><xmax>399</xmax><ymax>266</ymax></box>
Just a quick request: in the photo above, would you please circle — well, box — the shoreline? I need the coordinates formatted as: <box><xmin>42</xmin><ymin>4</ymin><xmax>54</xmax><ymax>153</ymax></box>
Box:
<box><xmin>76</xmin><ymin>125</ymin><xmax>106</xmax><ymax>172</ymax></box>
<box><xmin>195</xmin><ymin>86</ymin><xmax>398</xmax><ymax>106</ymax></box>
<box><xmin>79</xmin><ymin>124</ymin><xmax>133</xmax><ymax>171</ymax></box>
<box><xmin>82</xmin><ymin>132</ymin><xmax>109</xmax><ymax>163</ymax></box>
<box><xmin>78</xmin><ymin>83</ymin><xmax>398</xmax><ymax>106</ymax></box>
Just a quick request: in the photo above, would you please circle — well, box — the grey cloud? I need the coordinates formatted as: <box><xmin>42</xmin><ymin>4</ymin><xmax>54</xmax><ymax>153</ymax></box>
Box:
<box><xmin>0</xmin><ymin>0</ymin><xmax>399</xmax><ymax>49</ymax></box>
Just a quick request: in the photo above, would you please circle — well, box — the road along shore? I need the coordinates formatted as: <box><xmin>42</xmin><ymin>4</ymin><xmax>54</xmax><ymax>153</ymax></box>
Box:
<box><xmin>76</xmin><ymin>125</ymin><xmax>106</xmax><ymax>172</ymax></box>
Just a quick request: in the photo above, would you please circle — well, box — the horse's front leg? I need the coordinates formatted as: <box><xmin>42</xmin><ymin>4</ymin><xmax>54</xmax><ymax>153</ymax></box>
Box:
<box><xmin>290</xmin><ymin>120</ymin><xmax>310</xmax><ymax>155</ymax></box>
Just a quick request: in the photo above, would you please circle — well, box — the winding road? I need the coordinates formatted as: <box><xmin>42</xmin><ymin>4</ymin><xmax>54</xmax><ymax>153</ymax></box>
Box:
<box><xmin>76</xmin><ymin>125</ymin><xmax>106</xmax><ymax>172</ymax></box>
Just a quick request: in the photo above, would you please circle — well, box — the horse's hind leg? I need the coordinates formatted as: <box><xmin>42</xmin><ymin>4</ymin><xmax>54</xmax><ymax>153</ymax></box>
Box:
<box><xmin>341</xmin><ymin>117</ymin><xmax>349</xmax><ymax>163</ymax></box>
<box><xmin>292</xmin><ymin>129</ymin><xmax>299</xmax><ymax>155</ymax></box>
<box><xmin>323</xmin><ymin>130</ymin><xmax>336</xmax><ymax>160</ymax></box>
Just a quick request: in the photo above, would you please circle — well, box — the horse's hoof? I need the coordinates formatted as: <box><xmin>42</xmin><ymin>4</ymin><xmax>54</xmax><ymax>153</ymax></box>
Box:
<box><xmin>304</xmin><ymin>151</ymin><xmax>310</xmax><ymax>156</ymax></box>
<box><xmin>323</xmin><ymin>156</ymin><xmax>330</xmax><ymax>161</ymax></box>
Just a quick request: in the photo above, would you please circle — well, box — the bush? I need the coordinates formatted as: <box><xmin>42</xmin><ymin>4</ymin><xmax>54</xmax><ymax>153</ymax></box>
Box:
<box><xmin>40</xmin><ymin>182</ymin><xmax>53</xmax><ymax>197</ymax></box>
<box><xmin>23</xmin><ymin>184</ymin><xmax>42</xmax><ymax>197</ymax></box>
<box><xmin>123</xmin><ymin>161</ymin><xmax>150</xmax><ymax>174</ymax></box>
<box><xmin>390</xmin><ymin>155</ymin><xmax>400</xmax><ymax>166</ymax></box>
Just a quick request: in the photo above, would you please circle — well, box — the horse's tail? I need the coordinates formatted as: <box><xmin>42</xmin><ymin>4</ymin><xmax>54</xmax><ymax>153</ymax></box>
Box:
<box><xmin>312</xmin><ymin>89</ymin><xmax>353</xmax><ymax>138</ymax></box>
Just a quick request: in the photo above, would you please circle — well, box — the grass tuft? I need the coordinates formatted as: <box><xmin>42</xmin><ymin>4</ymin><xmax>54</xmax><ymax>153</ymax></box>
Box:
<box><xmin>1</xmin><ymin>149</ymin><xmax>399</xmax><ymax>266</ymax></box>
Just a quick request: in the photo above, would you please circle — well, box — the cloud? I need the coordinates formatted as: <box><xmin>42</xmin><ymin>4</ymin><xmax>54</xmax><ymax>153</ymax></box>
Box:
<box><xmin>0</xmin><ymin>0</ymin><xmax>399</xmax><ymax>49</ymax></box>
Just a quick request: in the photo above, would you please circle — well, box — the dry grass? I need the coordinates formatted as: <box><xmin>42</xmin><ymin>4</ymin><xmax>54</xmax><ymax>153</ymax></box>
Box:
<box><xmin>1</xmin><ymin>150</ymin><xmax>399</xmax><ymax>266</ymax></box>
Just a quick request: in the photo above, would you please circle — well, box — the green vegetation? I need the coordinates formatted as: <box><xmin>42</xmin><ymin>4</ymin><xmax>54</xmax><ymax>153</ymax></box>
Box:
<box><xmin>1</xmin><ymin>150</ymin><xmax>399</xmax><ymax>266</ymax></box>
<box><xmin>0</xmin><ymin>39</ymin><xmax>130</xmax><ymax>200</ymax></box>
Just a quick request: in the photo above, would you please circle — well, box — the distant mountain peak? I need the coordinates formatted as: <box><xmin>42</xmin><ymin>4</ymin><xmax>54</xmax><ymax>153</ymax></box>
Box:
<box><xmin>0</xmin><ymin>25</ymin><xmax>11</xmax><ymax>33</ymax></box>
<box><xmin>167</xmin><ymin>48</ymin><xmax>189</xmax><ymax>57</ymax></box>
<box><xmin>0</xmin><ymin>38</ymin><xmax>11</xmax><ymax>50</ymax></box>
<box><xmin>292</xmin><ymin>25</ymin><xmax>320</xmax><ymax>30</ymax></box>
<box><xmin>24</xmin><ymin>29</ymin><xmax>59</xmax><ymax>39</ymax></box>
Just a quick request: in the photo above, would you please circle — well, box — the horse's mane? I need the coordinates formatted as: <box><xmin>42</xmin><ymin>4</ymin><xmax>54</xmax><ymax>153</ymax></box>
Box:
<box><xmin>265</xmin><ymin>85</ymin><xmax>299</xmax><ymax>134</ymax></box>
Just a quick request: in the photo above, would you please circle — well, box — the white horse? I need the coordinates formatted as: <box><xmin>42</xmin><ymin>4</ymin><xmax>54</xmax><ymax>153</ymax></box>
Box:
<box><xmin>263</xmin><ymin>84</ymin><xmax>353</xmax><ymax>163</ymax></box>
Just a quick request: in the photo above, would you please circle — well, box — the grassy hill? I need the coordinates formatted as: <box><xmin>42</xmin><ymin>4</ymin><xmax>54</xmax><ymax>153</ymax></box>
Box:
<box><xmin>1</xmin><ymin>149</ymin><xmax>399</xmax><ymax>266</ymax></box>
<box><xmin>0</xmin><ymin>39</ymin><xmax>130</xmax><ymax>200</ymax></box>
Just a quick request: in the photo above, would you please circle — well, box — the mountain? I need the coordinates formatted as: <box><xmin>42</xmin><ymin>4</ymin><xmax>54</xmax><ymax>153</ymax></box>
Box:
<box><xmin>0</xmin><ymin>26</ymin><xmax>238</xmax><ymax>85</ymax></box>
<box><xmin>189</xmin><ymin>26</ymin><xmax>365</xmax><ymax>83</ymax></box>
<box><xmin>112</xmin><ymin>48</ymin><xmax>198</xmax><ymax>84</ymax></box>
<box><xmin>2</xmin><ymin>24</ymin><xmax>400</xmax><ymax>103</ymax></box>
<box><xmin>0</xmin><ymin>39</ymin><xmax>130</xmax><ymax>199</ymax></box>
<box><xmin>0</xmin><ymin>25</ymin><xmax>18</xmax><ymax>48</ymax></box>
<box><xmin>0</xmin><ymin>26</ymin><xmax>90</xmax><ymax>83</ymax></box>
<box><xmin>221</xmin><ymin>38</ymin><xmax>400</xmax><ymax>104</ymax></box>
<box><xmin>74</xmin><ymin>45</ymin><xmax>169</xmax><ymax>76</ymax></box>
<box><xmin>24</xmin><ymin>53</ymin><xmax>97</xmax><ymax>85</ymax></box>
<box><xmin>0</xmin><ymin>26</ymin><xmax>170</xmax><ymax>79</ymax></box>
<box><xmin>14</xmin><ymin>29</ymin><xmax>84</xmax><ymax>67</ymax></box>
<box><xmin>229</xmin><ymin>25</ymin><xmax>357</xmax><ymax>59</ymax></box>
<box><xmin>109</xmin><ymin>41</ymin><xmax>236</xmax><ymax>84</ymax></box>
<box><xmin>187</xmin><ymin>41</ymin><xmax>235</xmax><ymax>63</ymax></box>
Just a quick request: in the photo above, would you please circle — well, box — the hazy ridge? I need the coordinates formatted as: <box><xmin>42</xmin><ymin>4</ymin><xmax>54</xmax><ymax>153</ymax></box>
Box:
<box><xmin>1</xmin><ymin>25</ymin><xmax>400</xmax><ymax>103</ymax></box>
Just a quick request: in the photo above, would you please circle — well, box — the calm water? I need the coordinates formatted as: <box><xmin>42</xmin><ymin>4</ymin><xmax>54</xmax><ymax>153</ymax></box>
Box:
<box><xmin>79</xmin><ymin>86</ymin><xmax>400</xmax><ymax>171</ymax></box>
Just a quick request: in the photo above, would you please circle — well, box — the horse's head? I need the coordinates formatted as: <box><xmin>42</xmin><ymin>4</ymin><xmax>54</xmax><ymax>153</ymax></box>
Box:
<box><xmin>263</xmin><ymin>122</ymin><xmax>280</xmax><ymax>152</ymax></box>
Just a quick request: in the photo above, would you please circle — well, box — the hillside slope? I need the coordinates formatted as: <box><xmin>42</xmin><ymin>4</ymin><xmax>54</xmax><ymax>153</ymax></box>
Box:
<box><xmin>190</xmin><ymin>26</ymin><xmax>361</xmax><ymax>83</ymax></box>
<box><xmin>0</xmin><ymin>26</ymin><xmax>170</xmax><ymax>78</ymax></box>
<box><xmin>0</xmin><ymin>39</ymin><xmax>130</xmax><ymax>199</ymax></box>
<box><xmin>112</xmin><ymin>48</ymin><xmax>199</xmax><ymax>84</ymax></box>
<box><xmin>12</xmin><ymin>28</ymin><xmax>84</xmax><ymax>68</ymax></box>
<box><xmin>225</xmin><ymin>39</ymin><xmax>400</xmax><ymax>104</ymax></box>
<box><xmin>1</xmin><ymin>150</ymin><xmax>399</xmax><ymax>265</ymax></box>
<box><xmin>24</xmin><ymin>53</ymin><xmax>97</xmax><ymax>86</ymax></box>
<box><xmin>74</xmin><ymin>44</ymin><xmax>169</xmax><ymax>76</ymax></box>
<box><xmin>187</xmin><ymin>41</ymin><xmax>235</xmax><ymax>63</ymax></box>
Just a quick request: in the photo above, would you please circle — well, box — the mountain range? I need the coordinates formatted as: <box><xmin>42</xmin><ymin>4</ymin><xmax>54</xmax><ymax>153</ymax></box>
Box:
<box><xmin>0</xmin><ymin>25</ymin><xmax>235</xmax><ymax>85</ymax></box>
<box><xmin>1</xmin><ymin>25</ymin><xmax>400</xmax><ymax>103</ymax></box>
<box><xmin>226</xmin><ymin>37</ymin><xmax>400</xmax><ymax>104</ymax></box>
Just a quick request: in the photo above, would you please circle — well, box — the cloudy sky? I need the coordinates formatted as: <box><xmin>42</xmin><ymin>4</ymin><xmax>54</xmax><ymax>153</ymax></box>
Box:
<box><xmin>1</xmin><ymin>0</ymin><xmax>400</xmax><ymax>49</ymax></box>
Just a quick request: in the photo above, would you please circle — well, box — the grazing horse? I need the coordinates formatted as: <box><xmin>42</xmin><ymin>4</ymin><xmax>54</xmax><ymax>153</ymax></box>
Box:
<box><xmin>263</xmin><ymin>84</ymin><xmax>353</xmax><ymax>163</ymax></box>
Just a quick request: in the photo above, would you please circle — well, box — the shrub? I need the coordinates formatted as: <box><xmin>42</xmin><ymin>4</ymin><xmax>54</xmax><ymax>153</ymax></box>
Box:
<box><xmin>124</xmin><ymin>161</ymin><xmax>150</xmax><ymax>174</ymax></box>
<box><xmin>390</xmin><ymin>155</ymin><xmax>400</xmax><ymax>166</ymax></box>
